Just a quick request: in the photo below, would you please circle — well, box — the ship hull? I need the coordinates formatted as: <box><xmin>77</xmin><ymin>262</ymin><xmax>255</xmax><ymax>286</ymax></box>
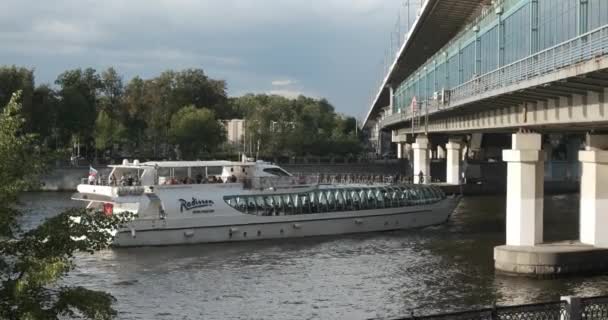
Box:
<box><xmin>113</xmin><ymin>196</ymin><xmax>460</xmax><ymax>247</ymax></box>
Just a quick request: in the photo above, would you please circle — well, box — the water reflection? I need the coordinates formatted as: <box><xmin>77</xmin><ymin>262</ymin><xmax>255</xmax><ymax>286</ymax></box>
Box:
<box><xmin>18</xmin><ymin>192</ymin><xmax>608</xmax><ymax>320</ymax></box>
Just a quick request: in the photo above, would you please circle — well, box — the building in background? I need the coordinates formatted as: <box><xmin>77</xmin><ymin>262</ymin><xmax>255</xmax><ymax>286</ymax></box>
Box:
<box><xmin>223</xmin><ymin>119</ymin><xmax>246</xmax><ymax>147</ymax></box>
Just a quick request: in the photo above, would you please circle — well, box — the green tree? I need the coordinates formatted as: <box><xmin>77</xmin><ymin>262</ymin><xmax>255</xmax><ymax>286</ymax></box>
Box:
<box><xmin>94</xmin><ymin>110</ymin><xmax>126</xmax><ymax>152</ymax></box>
<box><xmin>55</xmin><ymin>68</ymin><xmax>101</xmax><ymax>155</ymax></box>
<box><xmin>0</xmin><ymin>66</ymin><xmax>34</xmax><ymax>114</ymax></box>
<box><xmin>169</xmin><ymin>105</ymin><xmax>226</xmax><ymax>159</ymax></box>
<box><xmin>0</xmin><ymin>92</ymin><xmax>128</xmax><ymax>319</ymax></box>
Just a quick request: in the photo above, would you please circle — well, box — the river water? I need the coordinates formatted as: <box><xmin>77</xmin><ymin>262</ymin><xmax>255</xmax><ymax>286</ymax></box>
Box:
<box><xmin>19</xmin><ymin>192</ymin><xmax>608</xmax><ymax>320</ymax></box>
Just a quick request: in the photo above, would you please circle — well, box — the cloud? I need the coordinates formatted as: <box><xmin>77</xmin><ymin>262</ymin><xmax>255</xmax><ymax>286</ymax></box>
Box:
<box><xmin>0</xmin><ymin>0</ymin><xmax>403</xmax><ymax>117</ymax></box>
<box><xmin>271</xmin><ymin>79</ymin><xmax>296</xmax><ymax>86</ymax></box>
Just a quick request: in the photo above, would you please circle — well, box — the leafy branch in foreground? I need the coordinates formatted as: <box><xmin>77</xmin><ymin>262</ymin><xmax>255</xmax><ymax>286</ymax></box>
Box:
<box><xmin>0</xmin><ymin>92</ymin><xmax>129</xmax><ymax>319</ymax></box>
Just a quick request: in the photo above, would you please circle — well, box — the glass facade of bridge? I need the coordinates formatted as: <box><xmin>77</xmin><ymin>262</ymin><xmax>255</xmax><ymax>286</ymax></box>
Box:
<box><xmin>393</xmin><ymin>0</ymin><xmax>608</xmax><ymax>114</ymax></box>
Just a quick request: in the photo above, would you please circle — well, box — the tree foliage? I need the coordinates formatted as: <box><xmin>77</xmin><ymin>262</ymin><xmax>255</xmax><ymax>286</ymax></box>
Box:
<box><xmin>0</xmin><ymin>93</ymin><xmax>130</xmax><ymax>319</ymax></box>
<box><xmin>169</xmin><ymin>106</ymin><xmax>226</xmax><ymax>159</ymax></box>
<box><xmin>0</xmin><ymin>65</ymin><xmax>363</xmax><ymax>162</ymax></box>
<box><xmin>232</xmin><ymin>94</ymin><xmax>362</xmax><ymax>158</ymax></box>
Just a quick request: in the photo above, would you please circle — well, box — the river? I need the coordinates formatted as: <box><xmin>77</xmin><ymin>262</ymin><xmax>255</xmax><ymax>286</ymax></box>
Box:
<box><xmin>18</xmin><ymin>192</ymin><xmax>608</xmax><ymax>320</ymax></box>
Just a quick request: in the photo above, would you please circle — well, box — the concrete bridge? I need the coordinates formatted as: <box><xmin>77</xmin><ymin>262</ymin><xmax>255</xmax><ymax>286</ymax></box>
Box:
<box><xmin>363</xmin><ymin>0</ymin><xmax>608</xmax><ymax>277</ymax></box>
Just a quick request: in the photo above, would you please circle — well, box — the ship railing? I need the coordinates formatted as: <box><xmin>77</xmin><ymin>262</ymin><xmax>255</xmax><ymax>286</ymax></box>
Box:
<box><xmin>290</xmin><ymin>173</ymin><xmax>417</xmax><ymax>185</ymax></box>
<box><xmin>80</xmin><ymin>178</ymin><xmax>142</xmax><ymax>187</ymax></box>
<box><xmin>243</xmin><ymin>176</ymin><xmax>321</xmax><ymax>190</ymax></box>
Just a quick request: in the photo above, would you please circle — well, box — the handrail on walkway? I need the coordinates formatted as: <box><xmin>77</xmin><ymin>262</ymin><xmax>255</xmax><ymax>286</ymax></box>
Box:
<box><xmin>388</xmin><ymin>295</ymin><xmax>608</xmax><ymax>320</ymax></box>
<box><xmin>381</xmin><ymin>24</ymin><xmax>608</xmax><ymax>129</ymax></box>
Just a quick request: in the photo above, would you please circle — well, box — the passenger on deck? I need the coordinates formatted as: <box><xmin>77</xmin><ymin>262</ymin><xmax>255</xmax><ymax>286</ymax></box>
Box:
<box><xmin>195</xmin><ymin>174</ymin><xmax>203</xmax><ymax>184</ymax></box>
<box><xmin>119</xmin><ymin>175</ymin><xmax>126</xmax><ymax>186</ymax></box>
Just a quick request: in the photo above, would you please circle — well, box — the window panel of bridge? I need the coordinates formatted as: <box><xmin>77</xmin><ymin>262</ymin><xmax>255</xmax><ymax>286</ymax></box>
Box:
<box><xmin>427</xmin><ymin>69</ymin><xmax>436</xmax><ymax>97</ymax></box>
<box><xmin>435</xmin><ymin>62</ymin><xmax>446</xmax><ymax>90</ymax></box>
<box><xmin>447</xmin><ymin>54</ymin><xmax>460</xmax><ymax>88</ymax></box>
<box><xmin>480</xmin><ymin>26</ymin><xmax>499</xmax><ymax>74</ymax></box>
<box><xmin>461</xmin><ymin>42</ymin><xmax>476</xmax><ymax>81</ymax></box>
<box><xmin>589</xmin><ymin>0</ymin><xmax>608</xmax><ymax>30</ymax></box>
<box><xmin>538</xmin><ymin>0</ymin><xmax>577</xmax><ymax>52</ymax></box>
<box><xmin>503</xmin><ymin>3</ymin><xmax>531</xmax><ymax>65</ymax></box>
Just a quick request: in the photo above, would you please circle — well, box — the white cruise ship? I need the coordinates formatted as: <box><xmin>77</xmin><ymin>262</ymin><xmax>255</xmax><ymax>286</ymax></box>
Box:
<box><xmin>72</xmin><ymin>159</ymin><xmax>461</xmax><ymax>247</ymax></box>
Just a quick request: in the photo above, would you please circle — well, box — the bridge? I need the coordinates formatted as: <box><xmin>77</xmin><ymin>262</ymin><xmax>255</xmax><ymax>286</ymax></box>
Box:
<box><xmin>363</xmin><ymin>0</ymin><xmax>608</xmax><ymax>277</ymax></box>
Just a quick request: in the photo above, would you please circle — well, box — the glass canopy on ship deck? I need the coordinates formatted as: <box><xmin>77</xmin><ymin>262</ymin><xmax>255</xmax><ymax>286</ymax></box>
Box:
<box><xmin>223</xmin><ymin>185</ymin><xmax>446</xmax><ymax>216</ymax></box>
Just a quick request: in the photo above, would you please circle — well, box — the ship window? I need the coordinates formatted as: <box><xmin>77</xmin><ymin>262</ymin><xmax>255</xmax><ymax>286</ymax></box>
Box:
<box><xmin>237</xmin><ymin>197</ymin><xmax>247</xmax><ymax>212</ymax></box>
<box><xmin>351</xmin><ymin>189</ymin><xmax>358</xmax><ymax>210</ymax></box>
<box><xmin>283</xmin><ymin>194</ymin><xmax>293</xmax><ymax>215</ymax></box>
<box><xmin>273</xmin><ymin>195</ymin><xmax>283</xmax><ymax>215</ymax></box>
<box><xmin>367</xmin><ymin>189</ymin><xmax>377</xmax><ymax>209</ymax></box>
<box><xmin>359</xmin><ymin>190</ymin><xmax>368</xmax><ymax>209</ymax></box>
<box><xmin>335</xmin><ymin>190</ymin><xmax>345</xmax><ymax>211</ymax></box>
<box><xmin>318</xmin><ymin>191</ymin><xmax>328</xmax><ymax>212</ymax></box>
<box><xmin>263</xmin><ymin>168</ymin><xmax>290</xmax><ymax>177</ymax></box>
<box><xmin>309</xmin><ymin>192</ymin><xmax>318</xmax><ymax>213</ymax></box>
<box><xmin>207</xmin><ymin>166</ymin><xmax>222</xmax><ymax>175</ymax></box>
<box><xmin>343</xmin><ymin>190</ymin><xmax>352</xmax><ymax>210</ymax></box>
<box><xmin>174</xmin><ymin>167</ymin><xmax>188</xmax><ymax>179</ymax></box>
<box><xmin>327</xmin><ymin>191</ymin><xmax>336</xmax><ymax>211</ymax></box>
<box><xmin>247</xmin><ymin>197</ymin><xmax>257</xmax><ymax>214</ymax></box>
<box><xmin>300</xmin><ymin>194</ymin><xmax>311</xmax><ymax>214</ymax></box>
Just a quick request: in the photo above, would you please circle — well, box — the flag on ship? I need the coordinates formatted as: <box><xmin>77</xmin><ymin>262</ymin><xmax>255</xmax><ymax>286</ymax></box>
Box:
<box><xmin>89</xmin><ymin>166</ymin><xmax>98</xmax><ymax>177</ymax></box>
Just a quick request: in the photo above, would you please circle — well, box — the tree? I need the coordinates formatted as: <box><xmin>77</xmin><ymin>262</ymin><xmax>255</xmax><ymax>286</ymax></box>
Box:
<box><xmin>94</xmin><ymin>110</ymin><xmax>126</xmax><ymax>152</ymax></box>
<box><xmin>169</xmin><ymin>105</ymin><xmax>226</xmax><ymax>159</ymax></box>
<box><xmin>0</xmin><ymin>92</ymin><xmax>128</xmax><ymax>319</ymax></box>
<box><xmin>55</xmin><ymin>68</ymin><xmax>101</xmax><ymax>155</ymax></box>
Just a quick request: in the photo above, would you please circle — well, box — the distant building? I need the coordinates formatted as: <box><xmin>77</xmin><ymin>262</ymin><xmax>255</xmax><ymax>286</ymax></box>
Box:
<box><xmin>222</xmin><ymin>119</ymin><xmax>246</xmax><ymax>145</ymax></box>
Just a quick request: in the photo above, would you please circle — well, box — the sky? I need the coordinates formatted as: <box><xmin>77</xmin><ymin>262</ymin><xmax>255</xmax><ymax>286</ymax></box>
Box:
<box><xmin>0</xmin><ymin>0</ymin><xmax>402</xmax><ymax>119</ymax></box>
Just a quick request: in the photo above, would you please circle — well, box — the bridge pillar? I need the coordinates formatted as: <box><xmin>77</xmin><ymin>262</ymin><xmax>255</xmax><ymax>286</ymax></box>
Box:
<box><xmin>503</xmin><ymin>133</ymin><xmax>544</xmax><ymax>246</ymax></box>
<box><xmin>397</xmin><ymin>142</ymin><xmax>403</xmax><ymax>159</ymax></box>
<box><xmin>413</xmin><ymin>135</ymin><xmax>430</xmax><ymax>184</ymax></box>
<box><xmin>579</xmin><ymin>134</ymin><xmax>608</xmax><ymax>247</ymax></box>
<box><xmin>446</xmin><ymin>139</ymin><xmax>462</xmax><ymax>185</ymax></box>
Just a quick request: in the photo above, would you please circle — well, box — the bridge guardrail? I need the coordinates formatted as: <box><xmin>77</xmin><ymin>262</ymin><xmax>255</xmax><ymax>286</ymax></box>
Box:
<box><xmin>449</xmin><ymin>25</ymin><xmax>608</xmax><ymax>106</ymax></box>
<box><xmin>390</xmin><ymin>295</ymin><xmax>608</xmax><ymax>320</ymax></box>
<box><xmin>382</xmin><ymin>25</ymin><xmax>608</xmax><ymax>129</ymax></box>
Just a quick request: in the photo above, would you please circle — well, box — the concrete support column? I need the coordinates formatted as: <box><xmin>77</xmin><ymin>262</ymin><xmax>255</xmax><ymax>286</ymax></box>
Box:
<box><xmin>579</xmin><ymin>134</ymin><xmax>608</xmax><ymax>247</ymax></box>
<box><xmin>446</xmin><ymin>140</ymin><xmax>462</xmax><ymax>185</ymax></box>
<box><xmin>404</xmin><ymin>143</ymin><xmax>413</xmax><ymax>161</ymax></box>
<box><xmin>397</xmin><ymin>143</ymin><xmax>403</xmax><ymax>159</ymax></box>
<box><xmin>437</xmin><ymin>145</ymin><xmax>446</xmax><ymax>159</ymax></box>
<box><xmin>413</xmin><ymin>135</ymin><xmax>430</xmax><ymax>184</ymax></box>
<box><xmin>502</xmin><ymin>133</ymin><xmax>544</xmax><ymax>246</ymax></box>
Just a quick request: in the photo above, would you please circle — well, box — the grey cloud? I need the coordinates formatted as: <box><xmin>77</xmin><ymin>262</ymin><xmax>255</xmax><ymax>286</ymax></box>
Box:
<box><xmin>0</xmin><ymin>0</ymin><xmax>402</xmax><ymax>117</ymax></box>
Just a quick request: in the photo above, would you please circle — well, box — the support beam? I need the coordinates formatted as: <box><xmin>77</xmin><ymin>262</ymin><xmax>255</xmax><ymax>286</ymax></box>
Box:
<box><xmin>446</xmin><ymin>139</ymin><xmax>462</xmax><ymax>184</ymax></box>
<box><xmin>502</xmin><ymin>133</ymin><xmax>544</xmax><ymax>246</ymax></box>
<box><xmin>579</xmin><ymin>134</ymin><xmax>608</xmax><ymax>247</ymax></box>
<box><xmin>397</xmin><ymin>142</ymin><xmax>403</xmax><ymax>159</ymax></box>
<box><xmin>413</xmin><ymin>135</ymin><xmax>430</xmax><ymax>184</ymax></box>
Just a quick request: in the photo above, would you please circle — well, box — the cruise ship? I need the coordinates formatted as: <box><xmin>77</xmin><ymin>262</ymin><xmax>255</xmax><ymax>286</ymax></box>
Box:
<box><xmin>72</xmin><ymin>159</ymin><xmax>461</xmax><ymax>247</ymax></box>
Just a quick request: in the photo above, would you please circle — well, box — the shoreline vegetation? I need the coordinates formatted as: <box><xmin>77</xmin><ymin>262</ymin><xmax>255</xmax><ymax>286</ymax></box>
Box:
<box><xmin>0</xmin><ymin>65</ymin><xmax>363</xmax><ymax>165</ymax></box>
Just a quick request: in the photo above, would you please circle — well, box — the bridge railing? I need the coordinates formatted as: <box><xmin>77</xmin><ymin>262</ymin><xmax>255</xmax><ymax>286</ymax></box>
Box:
<box><xmin>390</xmin><ymin>295</ymin><xmax>608</xmax><ymax>320</ymax></box>
<box><xmin>448</xmin><ymin>25</ymin><xmax>608</xmax><ymax>108</ymax></box>
<box><xmin>382</xmin><ymin>24</ymin><xmax>608</xmax><ymax>129</ymax></box>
